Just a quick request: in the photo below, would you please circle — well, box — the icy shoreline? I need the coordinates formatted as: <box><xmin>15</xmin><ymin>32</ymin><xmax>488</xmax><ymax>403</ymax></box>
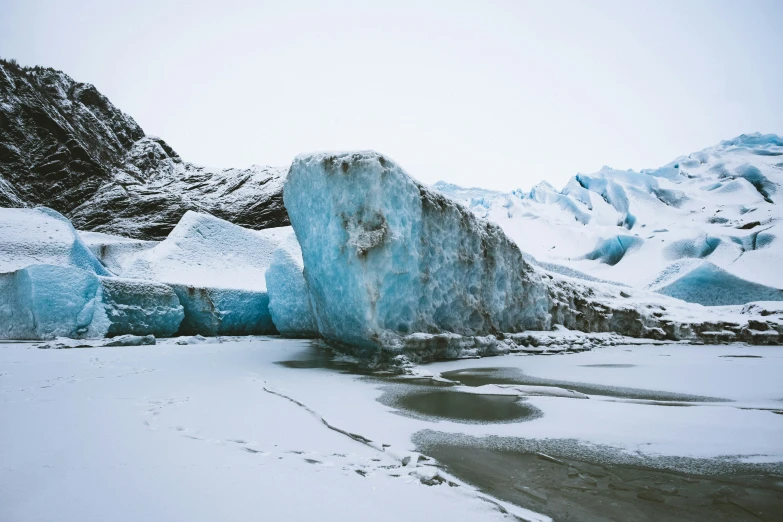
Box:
<box><xmin>2</xmin><ymin>337</ymin><xmax>781</xmax><ymax>522</ymax></box>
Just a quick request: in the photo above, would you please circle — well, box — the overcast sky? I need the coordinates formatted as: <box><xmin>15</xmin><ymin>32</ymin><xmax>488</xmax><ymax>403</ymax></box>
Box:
<box><xmin>1</xmin><ymin>0</ymin><xmax>781</xmax><ymax>191</ymax></box>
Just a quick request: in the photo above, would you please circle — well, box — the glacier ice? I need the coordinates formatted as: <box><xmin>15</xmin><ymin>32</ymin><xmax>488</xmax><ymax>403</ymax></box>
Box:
<box><xmin>0</xmin><ymin>265</ymin><xmax>184</xmax><ymax>340</ymax></box>
<box><xmin>0</xmin><ymin>264</ymin><xmax>108</xmax><ymax>340</ymax></box>
<box><xmin>121</xmin><ymin>210</ymin><xmax>279</xmax><ymax>290</ymax></box>
<box><xmin>433</xmin><ymin>133</ymin><xmax>783</xmax><ymax>305</ymax></box>
<box><xmin>285</xmin><ymin>151</ymin><xmax>559</xmax><ymax>348</ymax></box>
<box><xmin>582</xmin><ymin>235</ymin><xmax>644</xmax><ymax>266</ymax></box>
<box><xmin>171</xmin><ymin>285</ymin><xmax>276</xmax><ymax>336</ymax></box>
<box><xmin>0</xmin><ymin>207</ymin><xmax>109</xmax><ymax>275</ymax></box>
<box><xmin>650</xmin><ymin>261</ymin><xmax>783</xmax><ymax>306</ymax></box>
<box><xmin>100</xmin><ymin>277</ymin><xmax>184</xmax><ymax>337</ymax></box>
<box><xmin>120</xmin><ymin>211</ymin><xmax>283</xmax><ymax>336</ymax></box>
<box><xmin>265</xmin><ymin>231</ymin><xmax>318</xmax><ymax>337</ymax></box>
<box><xmin>285</xmin><ymin>151</ymin><xmax>783</xmax><ymax>351</ymax></box>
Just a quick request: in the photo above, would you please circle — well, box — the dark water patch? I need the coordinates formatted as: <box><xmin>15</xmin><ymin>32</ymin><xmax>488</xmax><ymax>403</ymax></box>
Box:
<box><xmin>579</xmin><ymin>363</ymin><xmax>637</xmax><ymax>368</ymax></box>
<box><xmin>275</xmin><ymin>343</ymin><xmax>366</xmax><ymax>374</ymax></box>
<box><xmin>380</xmin><ymin>386</ymin><xmax>542</xmax><ymax>424</ymax></box>
<box><xmin>414</xmin><ymin>431</ymin><xmax>783</xmax><ymax>522</ymax></box>
<box><xmin>605</xmin><ymin>399</ymin><xmax>696</xmax><ymax>408</ymax></box>
<box><xmin>440</xmin><ymin>367</ymin><xmax>730</xmax><ymax>402</ymax></box>
<box><xmin>720</xmin><ymin>355</ymin><xmax>763</xmax><ymax>358</ymax></box>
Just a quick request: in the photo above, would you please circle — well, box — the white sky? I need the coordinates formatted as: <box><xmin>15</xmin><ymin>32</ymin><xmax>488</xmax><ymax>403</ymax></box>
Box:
<box><xmin>1</xmin><ymin>0</ymin><xmax>781</xmax><ymax>191</ymax></box>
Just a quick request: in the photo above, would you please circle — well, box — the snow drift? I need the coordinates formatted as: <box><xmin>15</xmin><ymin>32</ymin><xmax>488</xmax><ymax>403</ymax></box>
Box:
<box><xmin>0</xmin><ymin>207</ymin><xmax>109</xmax><ymax>275</ymax></box>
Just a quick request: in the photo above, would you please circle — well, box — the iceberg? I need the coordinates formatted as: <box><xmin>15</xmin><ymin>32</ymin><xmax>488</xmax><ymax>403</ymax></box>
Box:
<box><xmin>80</xmin><ymin>230</ymin><xmax>158</xmax><ymax>275</ymax></box>
<box><xmin>121</xmin><ymin>211</ymin><xmax>279</xmax><ymax>290</ymax></box>
<box><xmin>265</xmin><ymin>232</ymin><xmax>318</xmax><ymax>337</ymax></box>
<box><xmin>285</xmin><ymin>151</ymin><xmax>553</xmax><ymax>348</ymax></box>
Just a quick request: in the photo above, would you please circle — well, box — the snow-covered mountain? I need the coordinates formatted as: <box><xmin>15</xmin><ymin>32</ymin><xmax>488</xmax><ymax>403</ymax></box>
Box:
<box><xmin>434</xmin><ymin>134</ymin><xmax>783</xmax><ymax>306</ymax></box>
<box><xmin>0</xmin><ymin>59</ymin><xmax>288</xmax><ymax>240</ymax></box>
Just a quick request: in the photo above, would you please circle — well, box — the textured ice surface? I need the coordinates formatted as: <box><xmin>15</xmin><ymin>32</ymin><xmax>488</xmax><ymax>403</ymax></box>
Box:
<box><xmin>171</xmin><ymin>285</ymin><xmax>276</xmax><ymax>336</ymax></box>
<box><xmin>0</xmin><ymin>207</ymin><xmax>109</xmax><ymax>275</ymax></box>
<box><xmin>0</xmin><ymin>265</ymin><xmax>184</xmax><ymax>340</ymax></box>
<box><xmin>651</xmin><ymin>261</ymin><xmax>783</xmax><ymax>306</ymax></box>
<box><xmin>0</xmin><ymin>264</ymin><xmax>108</xmax><ymax>340</ymax></box>
<box><xmin>100</xmin><ymin>277</ymin><xmax>183</xmax><ymax>337</ymax></box>
<box><xmin>265</xmin><ymin>231</ymin><xmax>318</xmax><ymax>337</ymax></box>
<box><xmin>286</xmin><ymin>151</ymin><xmax>560</xmax><ymax>348</ymax></box>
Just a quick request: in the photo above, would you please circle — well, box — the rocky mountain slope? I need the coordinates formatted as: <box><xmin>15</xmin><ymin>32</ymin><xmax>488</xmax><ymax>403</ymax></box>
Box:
<box><xmin>435</xmin><ymin>134</ymin><xmax>783</xmax><ymax>306</ymax></box>
<box><xmin>0</xmin><ymin>58</ymin><xmax>287</xmax><ymax>240</ymax></box>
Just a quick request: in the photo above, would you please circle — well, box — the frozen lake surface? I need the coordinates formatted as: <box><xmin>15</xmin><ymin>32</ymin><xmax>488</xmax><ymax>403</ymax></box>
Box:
<box><xmin>1</xmin><ymin>338</ymin><xmax>782</xmax><ymax>521</ymax></box>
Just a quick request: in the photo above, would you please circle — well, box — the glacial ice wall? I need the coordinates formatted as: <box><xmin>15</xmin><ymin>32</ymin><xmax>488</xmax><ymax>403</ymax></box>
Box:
<box><xmin>265</xmin><ymin>232</ymin><xmax>318</xmax><ymax>337</ymax></box>
<box><xmin>0</xmin><ymin>264</ymin><xmax>108</xmax><ymax>340</ymax></box>
<box><xmin>100</xmin><ymin>277</ymin><xmax>184</xmax><ymax>337</ymax></box>
<box><xmin>171</xmin><ymin>285</ymin><xmax>277</xmax><ymax>336</ymax></box>
<box><xmin>285</xmin><ymin>151</ymin><xmax>553</xmax><ymax>348</ymax></box>
<box><xmin>0</xmin><ymin>265</ymin><xmax>183</xmax><ymax>340</ymax></box>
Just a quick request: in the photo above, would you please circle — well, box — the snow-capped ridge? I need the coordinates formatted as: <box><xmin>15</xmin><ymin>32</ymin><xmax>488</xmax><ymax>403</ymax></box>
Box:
<box><xmin>434</xmin><ymin>133</ymin><xmax>783</xmax><ymax>306</ymax></box>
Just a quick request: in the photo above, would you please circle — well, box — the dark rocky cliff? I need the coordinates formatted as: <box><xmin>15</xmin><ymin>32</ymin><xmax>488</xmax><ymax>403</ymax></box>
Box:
<box><xmin>0</xmin><ymin>58</ymin><xmax>288</xmax><ymax>240</ymax></box>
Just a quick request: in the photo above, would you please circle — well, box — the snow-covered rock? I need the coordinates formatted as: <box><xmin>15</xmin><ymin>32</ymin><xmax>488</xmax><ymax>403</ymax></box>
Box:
<box><xmin>103</xmin><ymin>334</ymin><xmax>156</xmax><ymax>347</ymax></box>
<box><xmin>0</xmin><ymin>60</ymin><xmax>288</xmax><ymax>240</ymax></box>
<box><xmin>265</xmin><ymin>232</ymin><xmax>318</xmax><ymax>337</ymax></box>
<box><xmin>434</xmin><ymin>133</ymin><xmax>783</xmax><ymax>306</ymax></box>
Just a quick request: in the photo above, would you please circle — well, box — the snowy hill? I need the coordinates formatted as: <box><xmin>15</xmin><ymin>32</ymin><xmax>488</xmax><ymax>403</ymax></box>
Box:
<box><xmin>0</xmin><ymin>59</ymin><xmax>288</xmax><ymax>240</ymax></box>
<box><xmin>434</xmin><ymin>134</ymin><xmax>783</xmax><ymax>305</ymax></box>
